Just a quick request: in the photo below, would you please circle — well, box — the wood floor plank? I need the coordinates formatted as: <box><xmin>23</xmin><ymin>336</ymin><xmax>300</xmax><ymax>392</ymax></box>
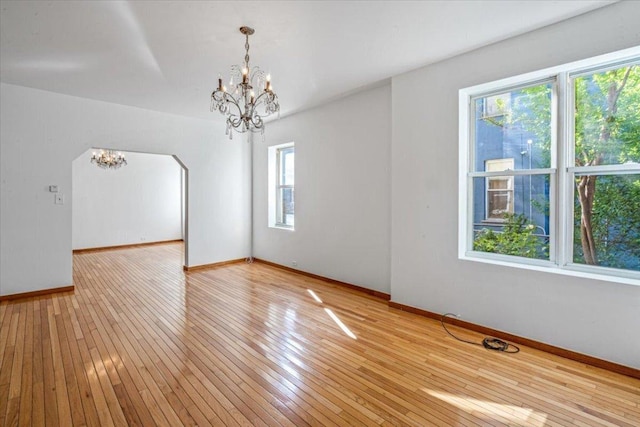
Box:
<box><xmin>46</xmin><ymin>301</ymin><xmax>73</xmax><ymax>426</ymax></box>
<box><xmin>0</xmin><ymin>304</ymin><xmax>14</xmax><ymax>373</ymax></box>
<box><xmin>1</xmin><ymin>241</ymin><xmax>638</xmax><ymax>426</ymax></box>
<box><xmin>31</xmin><ymin>300</ymin><xmax>45</xmax><ymax>427</ymax></box>
<box><xmin>39</xmin><ymin>300</ymin><xmax>58</xmax><ymax>427</ymax></box>
<box><xmin>18</xmin><ymin>300</ymin><xmax>34</xmax><ymax>427</ymax></box>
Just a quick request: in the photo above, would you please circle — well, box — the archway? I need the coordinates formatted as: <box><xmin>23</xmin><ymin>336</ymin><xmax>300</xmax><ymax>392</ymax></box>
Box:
<box><xmin>71</xmin><ymin>148</ymin><xmax>189</xmax><ymax>268</ymax></box>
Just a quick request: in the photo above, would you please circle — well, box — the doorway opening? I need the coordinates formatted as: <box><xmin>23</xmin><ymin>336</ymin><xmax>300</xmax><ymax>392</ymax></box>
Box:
<box><xmin>71</xmin><ymin>149</ymin><xmax>189</xmax><ymax>268</ymax></box>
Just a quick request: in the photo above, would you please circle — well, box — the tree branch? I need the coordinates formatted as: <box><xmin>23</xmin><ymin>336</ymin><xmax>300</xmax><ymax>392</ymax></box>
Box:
<box><xmin>609</xmin><ymin>66</ymin><xmax>633</xmax><ymax>115</ymax></box>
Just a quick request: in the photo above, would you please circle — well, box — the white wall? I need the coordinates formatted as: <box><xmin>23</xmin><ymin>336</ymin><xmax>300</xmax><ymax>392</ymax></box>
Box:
<box><xmin>391</xmin><ymin>1</ymin><xmax>640</xmax><ymax>368</ymax></box>
<box><xmin>0</xmin><ymin>83</ymin><xmax>250</xmax><ymax>296</ymax></box>
<box><xmin>253</xmin><ymin>83</ymin><xmax>391</xmax><ymax>294</ymax></box>
<box><xmin>72</xmin><ymin>150</ymin><xmax>183</xmax><ymax>250</ymax></box>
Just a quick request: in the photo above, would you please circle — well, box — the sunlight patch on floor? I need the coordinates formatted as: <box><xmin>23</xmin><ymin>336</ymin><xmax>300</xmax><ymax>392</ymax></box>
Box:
<box><xmin>307</xmin><ymin>289</ymin><xmax>323</xmax><ymax>303</ymax></box>
<box><xmin>324</xmin><ymin>308</ymin><xmax>357</xmax><ymax>339</ymax></box>
<box><xmin>424</xmin><ymin>389</ymin><xmax>548</xmax><ymax>426</ymax></box>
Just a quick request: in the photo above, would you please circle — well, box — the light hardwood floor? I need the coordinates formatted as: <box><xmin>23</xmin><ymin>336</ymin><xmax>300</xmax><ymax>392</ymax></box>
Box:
<box><xmin>1</xmin><ymin>242</ymin><xmax>638</xmax><ymax>426</ymax></box>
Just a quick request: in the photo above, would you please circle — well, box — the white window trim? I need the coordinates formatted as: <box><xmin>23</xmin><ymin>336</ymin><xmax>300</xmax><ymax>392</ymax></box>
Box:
<box><xmin>268</xmin><ymin>142</ymin><xmax>295</xmax><ymax>231</ymax></box>
<box><xmin>275</xmin><ymin>145</ymin><xmax>294</xmax><ymax>228</ymax></box>
<box><xmin>459</xmin><ymin>45</ymin><xmax>640</xmax><ymax>286</ymax></box>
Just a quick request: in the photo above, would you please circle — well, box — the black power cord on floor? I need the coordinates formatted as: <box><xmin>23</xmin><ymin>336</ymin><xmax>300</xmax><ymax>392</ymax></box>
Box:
<box><xmin>441</xmin><ymin>313</ymin><xmax>520</xmax><ymax>354</ymax></box>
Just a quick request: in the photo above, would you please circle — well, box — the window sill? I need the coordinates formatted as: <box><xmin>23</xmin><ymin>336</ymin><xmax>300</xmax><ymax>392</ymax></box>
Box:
<box><xmin>460</xmin><ymin>252</ymin><xmax>640</xmax><ymax>287</ymax></box>
<box><xmin>269</xmin><ymin>224</ymin><xmax>295</xmax><ymax>231</ymax></box>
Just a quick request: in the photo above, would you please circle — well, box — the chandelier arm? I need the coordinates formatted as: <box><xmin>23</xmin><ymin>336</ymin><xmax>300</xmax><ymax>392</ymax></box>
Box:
<box><xmin>227</xmin><ymin>115</ymin><xmax>244</xmax><ymax>129</ymax></box>
<box><xmin>252</xmin><ymin>91</ymin><xmax>279</xmax><ymax>111</ymax></box>
<box><xmin>252</xmin><ymin>91</ymin><xmax>273</xmax><ymax>104</ymax></box>
<box><xmin>212</xmin><ymin>90</ymin><xmax>244</xmax><ymax>117</ymax></box>
<box><xmin>223</xmin><ymin>92</ymin><xmax>244</xmax><ymax>116</ymax></box>
<box><xmin>249</xmin><ymin>116</ymin><xmax>264</xmax><ymax>130</ymax></box>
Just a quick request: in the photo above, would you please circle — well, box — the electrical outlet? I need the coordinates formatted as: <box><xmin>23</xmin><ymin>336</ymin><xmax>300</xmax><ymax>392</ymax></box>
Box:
<box><xmin>54</xmin><ymin>194</ymin><xmax>64</xmax><ymax>205</ymax></box>
<box><xmin>292</xmin><ymin>261</ymin><xmax>298</xmax><ymax>267</ymax></box>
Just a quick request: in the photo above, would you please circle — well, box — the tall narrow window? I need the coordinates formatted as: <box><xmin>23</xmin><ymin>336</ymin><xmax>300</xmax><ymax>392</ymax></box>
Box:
<box><xmin>268</xmin><ymin>143</ymin><xmax>295</xmax><ymax>229</ymax></box>
<box><xmin>276</xmin><ymin>145</ymin><xmax>295</xmax><ymax>227</ymax></box>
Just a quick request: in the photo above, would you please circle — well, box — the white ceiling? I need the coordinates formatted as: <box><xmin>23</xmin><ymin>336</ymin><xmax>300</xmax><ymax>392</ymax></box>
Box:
<box><xmin>0</xmin><ymin>1</ymin><xmax>614</xmax><ymax>121</ymax></box>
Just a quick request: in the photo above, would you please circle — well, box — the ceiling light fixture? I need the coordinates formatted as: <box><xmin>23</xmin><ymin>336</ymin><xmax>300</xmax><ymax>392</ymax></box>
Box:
<box><xmin>210</xmin><ymin>26</ymin><xmax>280</xmax><ymax>140</ymax></box>
<box><xmin>90</xmin><ymin>149</ymin><xmax>127</xmax><ymax>169</ymax></box>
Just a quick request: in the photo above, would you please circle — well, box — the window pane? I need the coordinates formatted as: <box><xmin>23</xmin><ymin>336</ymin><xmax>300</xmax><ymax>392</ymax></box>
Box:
<box><xmin>573</xmin><ymin>173</ymin><xmax>640</xmax><ymax>271</ymax></box>
<box><xmin>574</xmin><ymin>64</ymin><xmax>640</xmax><ymax>166</ymax></box>
<box><xmin>283</xmin><ymin>187</ymin><xmax>294</xmax><ymax>225</ymax></box>
<box><xmin>277</xmin><ymin>187</ymin><xmax>295</xmax><ymax>226</ymax></box>
<box><xmin>280</xmin><ymin>148</ymin><xmax>295</xmax><ymax>186</ymax></box>
<box><xmin>489</xmin><ymin>179</ymin><xmax>509</xmax><ymax>190</ymax></box>
<box><xmin>472</xmin><ymin>175</ymin><xmax>550</xmax><ymax>260</ymax></box>
<box><xmin>486</xmin><ymin>158</ymin><xmax>514</xmax><ymax>173</ymax></box>
<box><xmin>474</xmin><ymin>83</ymin><xmax>552</xmax><ymax>171</ymax></box>
<box><xmin>487</xmin><ymin>189</ymin><xmax>512</xmax><ymax>219</ymax></box>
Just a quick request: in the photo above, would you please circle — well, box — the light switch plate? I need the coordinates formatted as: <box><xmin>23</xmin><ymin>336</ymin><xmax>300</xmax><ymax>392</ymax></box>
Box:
<box><xmin>55</xmin><ymin>194</ymin><xmax>64</xmax><ymax>205</ymax></box>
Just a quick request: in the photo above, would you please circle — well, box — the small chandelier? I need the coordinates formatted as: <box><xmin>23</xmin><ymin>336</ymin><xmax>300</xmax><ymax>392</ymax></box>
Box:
<box><xmin>210</xmin><ymin>26</ymin><xmax>280</xmax><ymax>139</ymax></box>
<box><xmin>90</xmin><ymin>149</ymin><xmax>127</xmax><ymax>170</ymax></box>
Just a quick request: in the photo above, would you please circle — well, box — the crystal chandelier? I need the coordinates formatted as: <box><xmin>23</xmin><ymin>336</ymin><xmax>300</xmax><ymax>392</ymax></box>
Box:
<box><xmin>210</xmin><ymin>26</ymin><xmax>280</xmax><ymax>139</ymax></box>
<box><xmin>90</xmin><ymin>149</ymin><xmax>127</xmax><ymax>170</ymax></box>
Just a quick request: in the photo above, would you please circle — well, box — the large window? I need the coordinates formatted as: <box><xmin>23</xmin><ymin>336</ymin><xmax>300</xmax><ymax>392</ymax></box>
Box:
<box><xmin>268</xmin><ymin>143</ymin><xmax>295</xmax><ymax>229</ymax></box>
<box><xmin>460</xmin><ymin>48</ymin><xmax>640</xmax><ymax>283</ymax></box>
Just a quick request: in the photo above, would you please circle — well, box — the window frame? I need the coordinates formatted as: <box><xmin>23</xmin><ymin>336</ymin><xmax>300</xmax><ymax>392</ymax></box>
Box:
<box><xmin>275</xmin><ymin>145</ymin><xmax>294</xmax><ymax>228</ymax></box>
<box><xmin>268</xmin><ymin>142</ymin><xmax>295</xmax><ymax>230</ymax></box>
<box><xmin>459</xmin><ymin>46</ymin><xmax>640</xmax><ymax>286</ymax></box>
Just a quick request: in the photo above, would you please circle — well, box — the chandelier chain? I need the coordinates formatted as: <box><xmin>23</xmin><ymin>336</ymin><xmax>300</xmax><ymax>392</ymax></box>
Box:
<box><xmin>244</xmin><ymin>34</ymin><xmax>250</xmax><ymax>69</ymax></box>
